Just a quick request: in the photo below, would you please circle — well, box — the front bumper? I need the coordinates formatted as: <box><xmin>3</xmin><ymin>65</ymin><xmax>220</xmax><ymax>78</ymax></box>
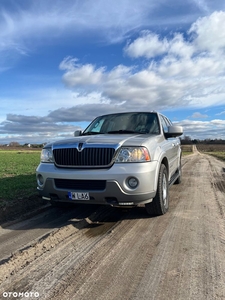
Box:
<box><xmin>36</xmin><ymin>161</ymin><xmax>158</xmax><ymax>206</ymax></box>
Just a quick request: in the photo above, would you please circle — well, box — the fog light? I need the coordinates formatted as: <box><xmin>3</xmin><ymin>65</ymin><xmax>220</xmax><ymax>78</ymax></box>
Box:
<box><xmin>127</xmin><ymin>177</ymin><xmax>138</xmax><ymax>189</ymax></box>
<box><xmin>37</xmin><ymin>174</ymin><xmax>44</xmax><ymax>186</ymax></box>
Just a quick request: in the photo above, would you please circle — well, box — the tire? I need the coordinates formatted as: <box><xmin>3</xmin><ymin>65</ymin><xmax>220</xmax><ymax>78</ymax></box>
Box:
<box><xmin>145</xmin><ymin>164</ymin><xmax>169</xmax><ymax>216</ymax></box>
<box><xmin>174</xmin><ymin>157</ymin><xmax>182</xmax><ymax>184</ymax></box>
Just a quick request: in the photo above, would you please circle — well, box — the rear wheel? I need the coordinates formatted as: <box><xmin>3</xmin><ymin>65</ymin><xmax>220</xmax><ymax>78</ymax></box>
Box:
<box><xmin>145</xmin><ymin>164</ymin><xmax>169</xmax><ymax>216</ymax></box>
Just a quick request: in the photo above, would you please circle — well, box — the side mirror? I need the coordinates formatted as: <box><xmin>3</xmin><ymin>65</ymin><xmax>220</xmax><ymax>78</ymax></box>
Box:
<box><xmin>165</xmin><ymin>126</ymin><xmax>183</xmax><ymax>138</ymax></box>
<box><xmin>74</xmin><ymin>130</ymin><xmax>82</xmax><ymax>137</ymax></box>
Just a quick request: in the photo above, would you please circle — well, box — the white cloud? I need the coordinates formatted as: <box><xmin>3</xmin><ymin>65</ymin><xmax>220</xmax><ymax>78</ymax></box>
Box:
<box><xmin>168</xmin><ymin>34</ymin><xmax>195</xmax><ymax>58</ymax></box>
<box><xmin>125</xmin><ymin>32</ymin><xmax>195</xmax><ymax>59</ymax></box>
<box><xmin>189</xmin><ymin>11</ymin><xmax>225</xmax><ymax>53</ymax></box>
<box><xmin>51</xmin><ymin>11</ymin><xmax>225</xmax><ymax>118</ymax></box>
<box><xmin>216</xmin><ymin>110</ymin><xmax>225</xmax><ymax>116</ymax></box>
<box><xmin>59</xmin><ymin>57</ymin><xmax>105</xmax><ymax>87</ymax></box>
<box><xmin>106</xmin><ymin>12</ymin><xmax>225</xmax><ymax>109</ymax></box>
<box><xmin>190</xmin><ymin>112</ymin><xmax>208</xmax><ymax>118</ymax></box>
<box><xmin>1</xmin><ymin>0</ymin><xmax>224</xmax><ymax>63</ymax></box>
<box><xmin>0</xmin><ymin>88</ymin><xmax>104</xmax><ymax>124</ymax></box>
<box><xmin>124</xmin><ymin>11</ymin><xmax>225</xmax><ymax>76</ymax></box>
<box><xmin>124</xmin><ymin>31</ymin><xmax>169</xmax><ymax>58</ymax></box>
<box><xmin>178</xmin><ymin>119</ymin><xmax>225</xmax><ymax>139</ymax></box>
<box><xmin>191</xmin><ymin>0</ymin><xmax>209</xmax><ymax>12</ymax></box>
<box><xmin>0</xmin><ymin>0</ymin><xmax>157</xmax><ymax>59</ymax></box>
<box><xmin>60</xmin><ymin>51</ymin><xmax>225</xmax><ymax>111</ymax></box>
<box><xmin>1</xmin><ymin>5</ymin><xmax>225</xmax><ymax>144</ymax></box>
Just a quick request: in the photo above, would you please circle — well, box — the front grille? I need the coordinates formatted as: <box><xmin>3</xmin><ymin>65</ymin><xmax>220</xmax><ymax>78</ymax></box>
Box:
<box><xmin>53</xmin><ymin>147</ymin><xmax>115</xmax><ymax>167</ymax></box>
<box><xmin>54</xmin><ymin>179</ymin><xmax>106</xmax><ymax>191</ymax></box>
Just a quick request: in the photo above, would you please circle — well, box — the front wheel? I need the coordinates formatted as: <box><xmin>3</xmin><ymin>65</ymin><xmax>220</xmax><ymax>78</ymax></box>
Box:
<box><xmin>145</xmin><ymin>164</ymin><xmax>169</xmax><ymax>216</ymax></box>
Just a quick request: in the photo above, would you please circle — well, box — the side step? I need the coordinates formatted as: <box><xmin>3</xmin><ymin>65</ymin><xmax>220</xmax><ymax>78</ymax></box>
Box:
<box><xmin>169</xmin><ymin>168</ymin><xmax>180</xmax><ymax>186</ymax></box>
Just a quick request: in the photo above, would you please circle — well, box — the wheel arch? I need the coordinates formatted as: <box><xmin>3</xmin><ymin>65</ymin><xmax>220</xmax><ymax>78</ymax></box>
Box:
<box><xmin>153</xmin><ymin>156</ymin><xmax>169</xmax><ymax>191</ymax></box>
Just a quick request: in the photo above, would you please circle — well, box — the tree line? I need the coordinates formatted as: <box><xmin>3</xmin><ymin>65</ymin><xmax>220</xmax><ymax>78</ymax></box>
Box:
<box><xmin>181</xmin><ymin>136</ymin><xmax>225</xmax><ymax>145</ymax></box>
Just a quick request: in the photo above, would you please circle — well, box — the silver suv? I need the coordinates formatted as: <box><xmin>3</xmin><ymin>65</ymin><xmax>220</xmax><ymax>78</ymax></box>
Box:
<box><xmin>36</xmin><ymin>112</ymin><xmax>183</xmax><ymax>216</ymax></box>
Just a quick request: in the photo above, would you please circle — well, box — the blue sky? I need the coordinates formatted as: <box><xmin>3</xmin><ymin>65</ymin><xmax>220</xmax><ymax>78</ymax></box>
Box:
<box><xmin>1</xmin><ymin>0</ymin><xmax>225</xmax><ymax>144</ymax></box>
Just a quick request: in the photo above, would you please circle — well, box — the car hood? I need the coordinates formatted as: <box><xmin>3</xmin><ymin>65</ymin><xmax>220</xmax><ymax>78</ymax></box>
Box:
<box><xmin>46</xmin><ymin>133</ymin><xmax>159</xmax><ymax>149</ymax></box>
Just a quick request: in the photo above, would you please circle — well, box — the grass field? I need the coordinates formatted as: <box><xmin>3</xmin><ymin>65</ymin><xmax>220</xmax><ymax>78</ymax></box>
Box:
<box><xmin>196</xmin><ymin>144</ymin><xmax>225</xmax><ymax>161</ymax></box>
<box><xmin>0</xmin><ymin>149</ymin><xmax>41</xmax><ymax>207</ymax></box>
<box><xmin>181</xmin><ymin>144</ymin><xmax>225</xmax><ymax>161</ymax></box>
<box><xmin>181</xmin><ymin>145</ymin><xmax>193</xmax><ymax>155</ymax></box>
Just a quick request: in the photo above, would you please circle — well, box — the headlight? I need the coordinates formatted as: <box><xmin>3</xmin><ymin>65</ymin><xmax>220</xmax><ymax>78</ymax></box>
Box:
<box><xmin>115</xmin><ymin>147</ymin><xmax>150</xmax><ymax>162</ymax></box>
<box><xmin>41</xmin><ymin>148</ymin><xmax>54</xmax><ymax>163</ymax></box>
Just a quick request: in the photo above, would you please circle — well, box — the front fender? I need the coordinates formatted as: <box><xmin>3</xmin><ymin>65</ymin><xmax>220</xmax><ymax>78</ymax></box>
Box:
<box><xmin>153</xmin><ymin>152</ymin><xmax>169</xmax><ymax>191</ymax></box>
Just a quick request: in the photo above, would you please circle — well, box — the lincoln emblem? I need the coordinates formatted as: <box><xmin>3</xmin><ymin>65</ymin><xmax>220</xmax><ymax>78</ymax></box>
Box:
<box><xmin>78</xmin><ymin>142</ymin><xmax>83</xmax><ymax>152</ymax></box>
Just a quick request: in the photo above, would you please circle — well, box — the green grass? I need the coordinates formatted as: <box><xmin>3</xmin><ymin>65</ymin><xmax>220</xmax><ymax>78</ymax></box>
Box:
<box><xmin>181</xmin><ymin>145</ymin><xmax>193</xmax><ymax>156</ymax></box>
<box><xmin>196</xmin><ymin>144</ymin><xmax>225</xmax><ymax>162</ymax></box>
<box><xmin>182</xmin><ymin>151</ymin><xmax>193</xmax><ymax>156</ymax></box>
<box><xmin>0</xmin><ymin>150</ymin><xmax>41</xmax><ymax>205</ymax></box>
<box><xmin>204</xmin><ymin>152</ymin><xmax>225</xmax><ymax>162</ymax></box>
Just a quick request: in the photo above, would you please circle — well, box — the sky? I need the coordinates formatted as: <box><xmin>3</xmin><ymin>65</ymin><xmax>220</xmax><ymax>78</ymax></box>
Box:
<box><xmin>1</xmin><ymin>0</ymin><xmax>225</xmax><ymax>145</ymax></box>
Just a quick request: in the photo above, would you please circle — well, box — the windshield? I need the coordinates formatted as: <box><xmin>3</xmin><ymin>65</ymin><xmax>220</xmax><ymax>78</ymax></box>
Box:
<box><xmin>82</xmin><ymin>112</ymin><xmax>160</xmax><ymax>135</ymax></box>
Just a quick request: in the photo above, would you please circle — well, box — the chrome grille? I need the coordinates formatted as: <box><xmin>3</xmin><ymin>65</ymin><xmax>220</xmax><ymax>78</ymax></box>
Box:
<box><xmin>53</xmin><ymin>147</ymin><xmax>115</xmax><ymax>167</ymax></box>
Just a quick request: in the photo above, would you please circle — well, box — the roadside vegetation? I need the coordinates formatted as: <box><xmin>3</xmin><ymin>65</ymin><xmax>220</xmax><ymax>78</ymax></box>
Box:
<box><xmin>181</xmin><ymin>145</ymin><xmax>193</xmax><ymax>155</ymax></box>
<box><xmin>196</xmin><ymin>144</ymin><xmax>225</xmax><ymax>161</ymax></box>
<box><xmin>0</xmin><ymin>149</ymin><xmax>41</xmax><ymax>205</ymax></box>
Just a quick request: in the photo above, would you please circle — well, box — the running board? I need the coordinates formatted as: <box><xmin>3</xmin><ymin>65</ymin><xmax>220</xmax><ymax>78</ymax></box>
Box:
<box><xmin>169</xmin><ymin>169</ymin><xmax>180</xmax><ymax>186</ymax></box>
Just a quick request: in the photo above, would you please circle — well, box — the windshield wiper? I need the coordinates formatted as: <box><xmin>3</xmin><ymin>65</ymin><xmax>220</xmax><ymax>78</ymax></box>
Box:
<box><xmin>82</xmin><ymin>130</ymin><xmax>145</xmax><ymax>135</ymax></box>
<box><xmin>82</xmin><ymin>132</ymin><xmax>103</xmax><ymax>136</ymax></box>
<box><xmin>107</xmin><ymin>130</ymin><xmax>140</xmax><ymax>134</ymax></box>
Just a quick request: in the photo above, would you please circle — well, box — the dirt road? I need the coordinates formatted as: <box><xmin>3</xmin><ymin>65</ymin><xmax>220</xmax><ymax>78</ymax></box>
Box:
<box><xmin>0</xmin><ymin>149</ymin><xmax>225</xmax><ymax>300</ymax></box>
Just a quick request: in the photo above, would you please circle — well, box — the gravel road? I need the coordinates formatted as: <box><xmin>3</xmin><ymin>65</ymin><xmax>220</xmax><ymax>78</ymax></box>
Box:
<box><xmin>0</xmin><ymin>149</ymin><xmax>225</xmax><ymax>300</ymax></box>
